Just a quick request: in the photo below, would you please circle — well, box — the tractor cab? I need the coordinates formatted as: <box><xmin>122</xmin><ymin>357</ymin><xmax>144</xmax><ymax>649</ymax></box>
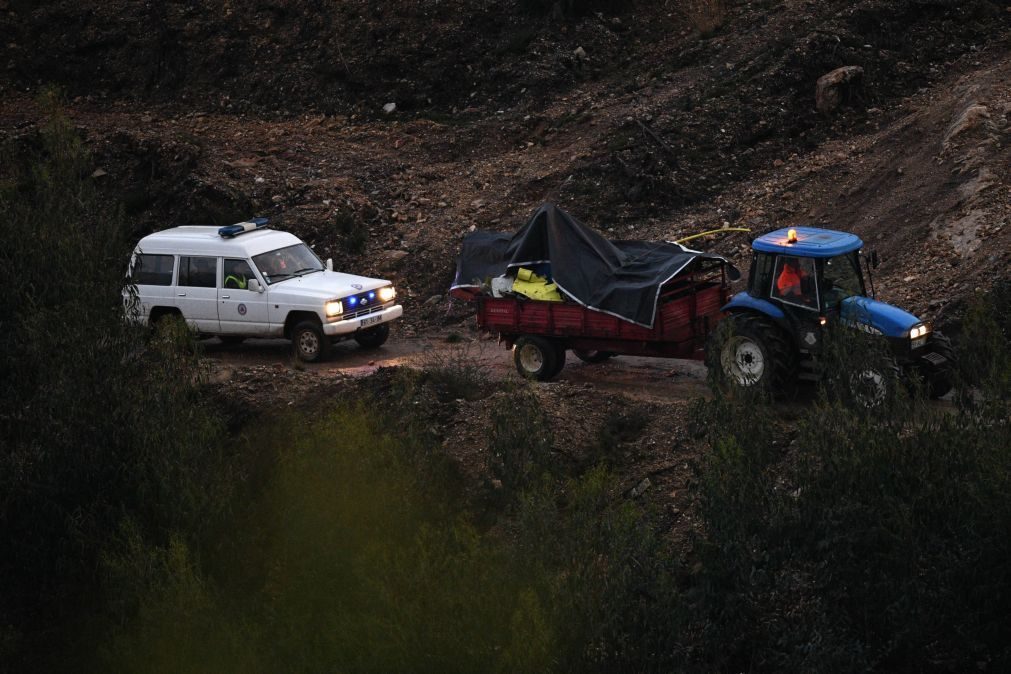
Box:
<box><xmin>714</xmin><ymin>226</ymin><xmax>954</xmax><ymax>399</ymax></box>
<box><xmin>749</xmin><ymin>227</ymin><xmax>866</xmax><ymax>316</ymax></box>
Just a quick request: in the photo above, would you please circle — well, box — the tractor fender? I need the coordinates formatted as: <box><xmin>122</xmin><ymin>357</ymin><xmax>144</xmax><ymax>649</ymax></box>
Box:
<box><xmin>723</xmin><ymin>292</ymin><xmax>785</xmax><ymax>320</ymax></box>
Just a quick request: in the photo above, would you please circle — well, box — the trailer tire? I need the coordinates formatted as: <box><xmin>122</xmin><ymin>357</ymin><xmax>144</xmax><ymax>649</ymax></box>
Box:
<box><xmin>573</xmin><ymin>349</ymin><xmax>615</xmax><ymax>364</ymax></box>
<box><xmin>550</xmin><ymin>343</ymin><xmax>567</xmax><ymax>378</ymax></box>
<box><xmin>708</xmin><ymin>313</ymin><xmax>796</xmax><ymax>397</ymax></box>
<box><xmin>925</xmin><ymin>331</ymin><xmax>955</xmax><ymax>399</ymax></box>
<box><xmin>514</xmin><ymin>336</ymin><xmax>560</xmax><ymax>381</ymax></box>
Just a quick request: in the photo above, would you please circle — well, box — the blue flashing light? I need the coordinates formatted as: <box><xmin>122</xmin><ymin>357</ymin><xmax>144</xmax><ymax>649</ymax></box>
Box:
<box><xmin>368</xmin><ymin>291</ymin><xmax>376</xmax><ymax>299</ymax></box>
<box><xmin>348</xmin><ymin>296</ymin><xmax>358</xmax><ymax>306</ymax></box>
<box><xmin>218</xmin><ymin>217</ymin><xmax>269</xmax><ymax>238</ymax></box>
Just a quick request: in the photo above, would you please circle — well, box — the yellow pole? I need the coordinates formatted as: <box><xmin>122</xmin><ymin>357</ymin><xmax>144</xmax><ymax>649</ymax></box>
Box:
<box><xmin>674</xmin><ymin>227</ymin><xmax>751</xmax><ymax>245</ymax></box>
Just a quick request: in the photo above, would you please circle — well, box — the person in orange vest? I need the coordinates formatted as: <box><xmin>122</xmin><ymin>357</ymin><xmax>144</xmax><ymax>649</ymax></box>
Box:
<box><xmin>776</xmin><ymin>260</ymin><xmax>804</xmax><ymax>298</ymax></box>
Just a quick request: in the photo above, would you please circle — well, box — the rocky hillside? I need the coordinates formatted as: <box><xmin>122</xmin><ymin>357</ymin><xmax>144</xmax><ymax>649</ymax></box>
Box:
<box><xmin>2</xmin><ymin>0</ymin><xmax>1009</xmax><ymax>331</ymax></box>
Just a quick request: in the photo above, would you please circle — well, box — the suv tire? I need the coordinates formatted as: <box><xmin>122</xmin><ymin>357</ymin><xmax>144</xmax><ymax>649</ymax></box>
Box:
<box><xmin>293</xmin><ymin>320</ymin><xmax>329</xmax><ymax>362</ymax></box>
<box><xmin>354</xmin><ymin>323</ymin><xmax>390</xmax><ymax>349</ymax></box>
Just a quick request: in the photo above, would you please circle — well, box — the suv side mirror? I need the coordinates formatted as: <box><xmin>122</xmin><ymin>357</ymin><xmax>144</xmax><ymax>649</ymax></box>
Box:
<box><xmin>326</xmin><ymin>258</ymin><xmax>333</xmax><ymax>271</ymax></box>
<box><xmin>247</xmin><ymin>278</ymin><xmax>264</xmax><ymax>293</ymax></box>
<box><xmin>870</xmin><ymin>250</ymin><xmax>880</xmax><ymax>269</ymax></box>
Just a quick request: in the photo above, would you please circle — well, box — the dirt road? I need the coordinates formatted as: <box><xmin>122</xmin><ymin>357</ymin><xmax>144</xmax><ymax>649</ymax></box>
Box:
<box><xmin>203</xmin><ymin>332</ymin><xmax>712</xmax><ymax>403</ymax></box>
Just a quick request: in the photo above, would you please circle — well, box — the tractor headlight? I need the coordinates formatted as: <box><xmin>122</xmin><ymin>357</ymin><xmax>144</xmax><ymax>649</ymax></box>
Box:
<box><xmin>909</xmin><ymin>324</ymin><xmax>930</xmax><ymax>340</ymax></box>
<box><xmin>324</xmin><ymin>300</ymin><xmax>343</xmax><ymax>318</ymax></box>
<box><xmin>378</xmin><ymin>286</ymin><xmax>397</xmax><ymax>303</ymax></box>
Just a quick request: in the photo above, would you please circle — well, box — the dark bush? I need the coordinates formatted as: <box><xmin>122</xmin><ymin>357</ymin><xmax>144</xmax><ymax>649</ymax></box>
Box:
<box><xmin>690</xmin><ymin>309</ymin><xmax>1011</xmax><ymax>672</ymax></box>
<box><xmin>519</xmin><ymin>0</ymin><xmax>635</xmax><ymax>18</ymax></box>
<box><xmin>0</xmin><ymin>92</ymin><xmax>227</xmax><ymax>671</ymax></box>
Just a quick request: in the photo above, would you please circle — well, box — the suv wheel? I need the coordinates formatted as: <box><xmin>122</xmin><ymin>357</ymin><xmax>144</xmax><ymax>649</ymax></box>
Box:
<box><xmin>354</xmin><ymin>323</ymin><xmax>390</xmax><ymax>349</ymax></box>
<box><xmin>292</xmin><ymin>321</ymin><xmax>329</xmax><ymax>362</ymax></box>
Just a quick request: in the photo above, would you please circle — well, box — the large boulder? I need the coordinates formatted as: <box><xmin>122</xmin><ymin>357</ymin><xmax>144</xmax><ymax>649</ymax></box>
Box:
<box><xmin>815</xmin><ymin>66</ymin><xmax>864</xmax><ymax>114</ymax></box>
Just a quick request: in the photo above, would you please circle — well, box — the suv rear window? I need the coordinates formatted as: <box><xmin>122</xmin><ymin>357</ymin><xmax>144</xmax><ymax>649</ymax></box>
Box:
<box><xmin>132</xmin><ymin>254</ymin><xmax>174</xmax><ymax>286</ymax></box>
<box><xmin>178</xmin><ymin>256</ymin><xmax>217</xmax><ymax>288</ymax></box>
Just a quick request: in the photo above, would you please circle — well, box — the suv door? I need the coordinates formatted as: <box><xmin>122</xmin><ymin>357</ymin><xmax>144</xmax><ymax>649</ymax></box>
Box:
<box><xmin>219</xmin><ymin>258</ymin><xmax>270</xmax><ymax>335</ymax></box>
<box><xmin>176</xmin><ymin>256</ymin><xmax>221</xmax><ymax>333</ymax></box>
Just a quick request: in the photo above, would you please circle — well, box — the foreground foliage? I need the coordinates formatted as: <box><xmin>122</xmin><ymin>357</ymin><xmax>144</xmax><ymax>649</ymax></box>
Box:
<box><xmin>0</xmin><ymin>93</ymin><xmax>228</xmax><ymax>671</ymax></box>
<box><xmin>690</xmin><ymin>312</ymin><xmax>1011</xmax><ymax>672</ymax></box>
<box><xmin>4</xmin><ymin>94</ymin><xmax>1008</xmax><ymax>673</ymax></box>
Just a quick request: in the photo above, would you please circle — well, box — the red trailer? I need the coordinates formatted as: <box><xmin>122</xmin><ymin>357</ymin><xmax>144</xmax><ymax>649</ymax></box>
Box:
<box><xmin>459</xmin><ymin>259</ymin><xmax>732</xmax><ymax>380</ymax></box>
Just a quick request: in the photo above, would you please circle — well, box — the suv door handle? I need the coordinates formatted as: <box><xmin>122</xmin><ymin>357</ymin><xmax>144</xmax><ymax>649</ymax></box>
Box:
<box><xmin>221</xmin><ymin>295</ymin><xmax>230</xmax><ymax>299</ymax></box>
<box><xmin>177</xmin><ymin>293</ymin><xmax>187</xmax><ymax>297</ymax></box>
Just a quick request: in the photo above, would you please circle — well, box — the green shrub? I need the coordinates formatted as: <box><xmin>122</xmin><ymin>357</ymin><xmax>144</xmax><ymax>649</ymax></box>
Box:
<box><xmin>690</xmin><ymin>314</ymin><xmax>1011</xmax><ymax>672</ymax></box>
<box><xmin>333</xmin><ymin>207</ymin><xmax>368</xmax><ymax>256</ymax></box>
<box><xmin>0</xmin><ymin>91</ymin><xmax>227</xmax><ymax>671</ymax></box>
<box><xmin>486</xmin><ymin>384</ymin><xmax>556</xmax><ymax>500</ymax></box>
<box><xmin>98</xmin><ymin>407</ymin><xmax>554</xmax><ymax>672</ymax></box>
<box><xmin>419</xmin><ymin>343</ymin><xmax>492</xmax><ymax>402</ymax></box>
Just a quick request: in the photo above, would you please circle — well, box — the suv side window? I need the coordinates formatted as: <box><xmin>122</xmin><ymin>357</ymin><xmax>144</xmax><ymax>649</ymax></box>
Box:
<box><xmin>132</xmin><ymin>253</ymin><xmax>174</xmax><ymax>286</ymax></box>
<box><xmin>178</xmin><ymin>256</ymin><xmax>217</xmax><ymax>288</ymax></box>
<box><xmin>222</xmin><ymin>259</ymin><xmax>254</xmax><ymax>290</ymax></box>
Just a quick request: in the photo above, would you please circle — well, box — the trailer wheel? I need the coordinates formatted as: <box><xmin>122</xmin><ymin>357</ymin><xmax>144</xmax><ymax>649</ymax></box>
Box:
<box><xmin>550</xmin><ymin>343</ymin><xmax>567</xmax><ymax>378</ymax></box>
<box><xmin>514</xmin><ymin>336</ymin><xmax>560</xmax><ymax>381</ymax></box>
<box><xmin>709</xmin><ymin>313</ymin><xmax>795</xmax><ymax>396</ymax></box>
<box><xmin>573</xmin><ymin>349</ymin><xmax>615</xmax><ymax>364</ymax></box>
<box><xmin>925</xmin><ymin>331</ymin><xmax>955</xmax><ymax>399</ymax></box>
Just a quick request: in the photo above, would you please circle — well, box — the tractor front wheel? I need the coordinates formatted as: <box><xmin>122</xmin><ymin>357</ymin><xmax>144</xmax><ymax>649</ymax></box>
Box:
<box><xmin>709</xmin><ymin>314</ymin><xmax>796</xmax><ymax>397</ymax></box>
<box><xmin>925</xmin><ymin>331</ymin><xmax>955</xmax><ymax>399</ymax></box>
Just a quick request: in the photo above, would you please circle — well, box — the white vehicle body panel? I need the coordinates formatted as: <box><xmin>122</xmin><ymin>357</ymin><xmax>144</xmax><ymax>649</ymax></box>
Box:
<box><xmin>129</xmin><ymin>225</ymin><xmax>402</xmax><ymax>344</ymax></box>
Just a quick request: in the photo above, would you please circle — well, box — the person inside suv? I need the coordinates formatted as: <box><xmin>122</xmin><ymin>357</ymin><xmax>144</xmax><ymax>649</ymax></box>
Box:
<box><xmin>223</xmin><ymin>259</ymin><xmax>250</xmax><ymax>290</ymax></box>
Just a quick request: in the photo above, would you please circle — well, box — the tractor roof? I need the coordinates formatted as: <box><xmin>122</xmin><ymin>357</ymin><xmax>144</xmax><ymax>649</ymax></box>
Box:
<box><xmin>753</xmin><ymin>227</ymin><xmax>862</xmax><ymax>258</ymax></box>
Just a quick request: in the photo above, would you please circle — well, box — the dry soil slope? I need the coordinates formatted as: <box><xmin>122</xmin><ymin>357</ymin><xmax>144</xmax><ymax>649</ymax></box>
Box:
<box><xmin>1</xmin><ymin>0</ymin><xmax>1008</xmax><ymax>331</ymax></box>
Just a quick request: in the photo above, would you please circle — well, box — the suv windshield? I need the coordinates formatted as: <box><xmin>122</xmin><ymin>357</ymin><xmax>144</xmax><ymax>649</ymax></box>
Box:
<box><xmin>252</xmin><ymin>244</ymin><xmax>324</xmax><ymax>284</ymax></box>
<box><xmin>821</xmin><ymin>253</ymin><xmax>864</xmax><ymax>310</ymax></box>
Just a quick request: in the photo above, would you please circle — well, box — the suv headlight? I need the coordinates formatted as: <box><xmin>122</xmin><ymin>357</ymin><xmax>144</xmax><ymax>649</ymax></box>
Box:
<box><xmin>909</xmin><ymin>324</ymin><xmax>929</xmax><ymax>340</ymax></box>
<box><xmin>378</xmin><ymin>286</ymin><xmax>396</xmax><ymax>302</ymax></box>
<box><xmin>324</xmin><ymin>300</ymin><xmax>343</xmax><ymax>317</ymax></box>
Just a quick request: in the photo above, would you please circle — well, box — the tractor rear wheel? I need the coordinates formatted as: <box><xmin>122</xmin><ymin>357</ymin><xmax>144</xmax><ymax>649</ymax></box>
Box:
<box><xmin>925</xmin><ymin>331</ymin><xmax>955</xmax><ymax>399</ymax></box>
<box><xmin>513</xmin><ymin>336</ymin><xmax>560</xmax><ymax>381</ymax></box>
<box><xmin>708</xmin><ymin>313</ymin><xmax>796</xmax><ymax>397</ymax></box>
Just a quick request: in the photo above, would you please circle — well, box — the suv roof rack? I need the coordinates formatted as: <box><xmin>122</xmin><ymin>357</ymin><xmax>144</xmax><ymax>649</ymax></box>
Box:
<box><xmin>218</xmin><ymin>217</ymin><xmax>269</xmax><ymax>238</ymax></box>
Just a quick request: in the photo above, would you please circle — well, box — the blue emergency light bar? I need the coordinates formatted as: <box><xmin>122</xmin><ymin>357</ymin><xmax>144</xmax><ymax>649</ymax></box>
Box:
<box><xmin>218</xmin><ymin>217</ymin><xmax>269</xmax><ymax>238</ymax></box>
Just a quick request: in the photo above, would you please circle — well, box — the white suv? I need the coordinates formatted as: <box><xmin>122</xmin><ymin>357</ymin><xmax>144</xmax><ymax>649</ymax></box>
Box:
<box><xmin>128</xmin><ymin>219</ymin><xmax>403</xmax><ymax>361</ymax></box>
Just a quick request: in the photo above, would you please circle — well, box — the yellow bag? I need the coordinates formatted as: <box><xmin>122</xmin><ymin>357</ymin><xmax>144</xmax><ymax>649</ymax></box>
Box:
<box><xmin>512</xmin><ymin>267</ymin><xmax>563</xmax><ymax>302</ymax></box>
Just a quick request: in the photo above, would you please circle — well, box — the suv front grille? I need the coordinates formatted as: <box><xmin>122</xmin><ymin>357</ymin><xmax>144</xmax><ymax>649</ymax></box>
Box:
<box><xmin>342</xmin><ymin>301</ymin><xmax>394</xmax><ymax>321</ymax></box>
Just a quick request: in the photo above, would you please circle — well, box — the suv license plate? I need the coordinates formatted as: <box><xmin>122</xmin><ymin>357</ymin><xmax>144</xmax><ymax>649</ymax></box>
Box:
<box><xmin>360</xmin><ymin>315</ymin><xmax>383</xmax><ymax>327</ymax></box>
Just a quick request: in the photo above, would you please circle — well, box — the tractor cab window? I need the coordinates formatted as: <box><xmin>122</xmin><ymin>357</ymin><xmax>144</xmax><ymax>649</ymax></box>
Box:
<box><xmin>820</xmin><ymin>253</ymin><xmax>864</xmax><ymax>310</ymax></box>
<box><xmin>749</xmin><ymin>252</ymin><xmax>776</xmax><ymax>298</ymax></box>
<box><xmin>771</xmin><ymin>255</ymin><xmax>818</xmax><ymax>310</ymax></box>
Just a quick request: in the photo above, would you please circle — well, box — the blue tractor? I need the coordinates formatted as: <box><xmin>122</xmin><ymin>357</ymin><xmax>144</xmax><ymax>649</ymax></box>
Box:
<box><xmin>710</xmin><ymin>226</ymin><xmax>955</xmax><ymax>399</ymax></box>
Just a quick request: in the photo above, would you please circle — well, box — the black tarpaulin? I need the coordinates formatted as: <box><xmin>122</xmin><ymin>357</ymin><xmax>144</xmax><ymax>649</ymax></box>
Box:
<box><xmin>451</xmin><ymin>203</ymin><xmax>737</xmax><ymax>328</ymax></box>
